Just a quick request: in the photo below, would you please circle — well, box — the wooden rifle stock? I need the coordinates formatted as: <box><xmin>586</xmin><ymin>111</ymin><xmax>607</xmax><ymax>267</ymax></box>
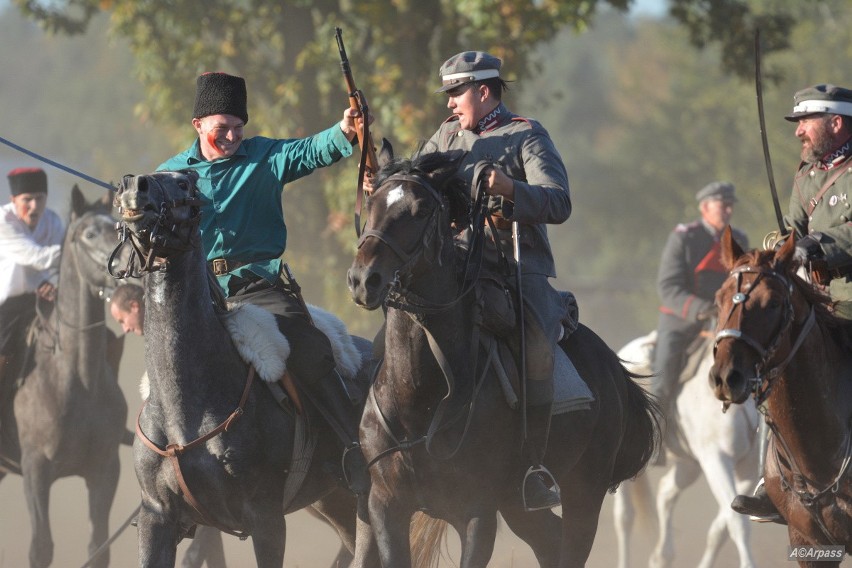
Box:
<box><xmin>335</xmin><ymin>27</ymin><xmax>379</xmax><ymax>179</ymax></box>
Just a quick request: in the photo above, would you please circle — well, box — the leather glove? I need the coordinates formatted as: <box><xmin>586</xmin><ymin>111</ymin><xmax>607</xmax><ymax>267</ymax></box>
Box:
<box><xmin>794</xmin><ymin>233</ymin><xmax>824</xmax><ymax>263</ymax></box>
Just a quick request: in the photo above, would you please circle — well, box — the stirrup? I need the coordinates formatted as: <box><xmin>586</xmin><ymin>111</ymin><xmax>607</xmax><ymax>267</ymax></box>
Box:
<box><xmin>522</xmin><ymin>465</ymin><xmax>561</xmax><ymax>512</ymax></box>
<box><xmin>341</xmin><ymin>443</ymin><xmax>370</xmax><ymax>495</ymax></box>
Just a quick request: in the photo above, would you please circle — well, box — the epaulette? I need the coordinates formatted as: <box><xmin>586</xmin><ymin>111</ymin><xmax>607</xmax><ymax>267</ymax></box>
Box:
<box><xmin>674</xmin><ymin>220</ymin><xmax>701</xmax><ymax>234</ymax></box>
<box><xmin>442</xmin><ymin>114</ymin><xmax>460</xmax><ymax>125</ymax></box>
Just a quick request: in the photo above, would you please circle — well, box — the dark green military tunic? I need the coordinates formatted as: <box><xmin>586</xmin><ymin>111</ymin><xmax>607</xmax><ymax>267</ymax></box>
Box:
<box><xmin>786</xmin><ymin>152</ymin><xmax>852</xmax><ymax>312</ymax></box>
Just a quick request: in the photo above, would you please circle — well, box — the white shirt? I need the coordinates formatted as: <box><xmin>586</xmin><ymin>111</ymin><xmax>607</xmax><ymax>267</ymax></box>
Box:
<box><xmin>0</xmin><ymin>202</ymin><xmax>64</xmax><ymax>304</ymax></box>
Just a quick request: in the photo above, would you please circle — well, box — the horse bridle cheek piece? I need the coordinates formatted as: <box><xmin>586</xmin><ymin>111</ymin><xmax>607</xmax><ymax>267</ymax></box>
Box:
<box><xmin>714</xmin><ymin>265</ymin><xmax>815</xmax><ymax>406</ymax></box>
<box><xmin>110</xmin><ymin>175</ymin><xmax>205</xmax><ymax>278</ymax></box>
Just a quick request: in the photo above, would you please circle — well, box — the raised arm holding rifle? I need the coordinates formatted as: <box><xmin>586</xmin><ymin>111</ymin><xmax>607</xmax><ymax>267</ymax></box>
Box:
<box><xmin>335</xmin><ymin>28</ymin><xmax>381</xmax><ymax>238</ymax></box>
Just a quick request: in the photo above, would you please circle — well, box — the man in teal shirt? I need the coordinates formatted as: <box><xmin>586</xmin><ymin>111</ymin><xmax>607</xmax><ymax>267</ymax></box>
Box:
<box><xmin>158</xmin><ymin>71</ymin><xmax>369</xmax><ymax>493</ymax></box>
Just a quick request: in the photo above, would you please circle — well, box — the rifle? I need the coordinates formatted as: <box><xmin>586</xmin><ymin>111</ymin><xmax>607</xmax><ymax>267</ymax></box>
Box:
<box><xmin>335</xmin><ymin>27</ymin><xmax>379</xmax><ymax>237</ymax></box>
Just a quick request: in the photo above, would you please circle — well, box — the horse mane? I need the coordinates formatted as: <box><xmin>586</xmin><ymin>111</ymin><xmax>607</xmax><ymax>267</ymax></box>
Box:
<box><xmin>376</xmin><ymin>150</ymin><xmax>471</xmax><ymax>226</ymax></box>
<box><xmin>732</xmin><ymin>248</ymin><xmax>852</xmax><ymax>349</ymax></box>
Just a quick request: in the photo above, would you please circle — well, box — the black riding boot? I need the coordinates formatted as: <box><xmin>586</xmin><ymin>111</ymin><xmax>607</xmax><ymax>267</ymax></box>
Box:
<box><xmin>308</xmin><ymin>370</ymin><xmax>370</xmax><ymax>495</ymax></box>
<box><xmin>731</xmin><ymin>479</ymin><xmax>785</xmax><ymax>524</ymax></box>
<box><xmin>522</xmin><ymin>402</ymin><xmax>561</xmax><ymax>511</ymax></box>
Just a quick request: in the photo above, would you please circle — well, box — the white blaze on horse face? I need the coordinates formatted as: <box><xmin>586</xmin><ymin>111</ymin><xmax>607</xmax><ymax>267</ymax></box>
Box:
<box><xmin>386</xmin><ymin>184</ymin><xmax>405</xmax><ymax>208</ymax></box>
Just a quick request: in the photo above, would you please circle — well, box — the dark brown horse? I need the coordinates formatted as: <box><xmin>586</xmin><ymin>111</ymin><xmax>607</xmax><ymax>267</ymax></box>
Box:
<box><xmin>346</xmin><ymin>153</ymin><xmax>661</xmax><ymax>567</ymax></box>
<box><xmin>0</xmin><ymin>187</ymin><xmax>128</xmax><ymax>568</ymax></box>
<box><xmin>710</xmin><ymin>228</ymin><xmax>852</xmax><ymax>567</ymax></box>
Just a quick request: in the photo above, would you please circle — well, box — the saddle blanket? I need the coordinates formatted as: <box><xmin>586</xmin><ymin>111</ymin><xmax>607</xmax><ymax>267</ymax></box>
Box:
<box><xmin>139</xmin><ymin>303</ymin><xmax>360</xmax><ymax>399</ymax></box>
<box><xmin>552</xmin><ymin>348</ymin><xmax>594</xmax><ymax>415</ymax></box>
<box><xmin>494</xmin><ymin>341</ymin><xmax>594</xmax><ymax>415</ymax></box>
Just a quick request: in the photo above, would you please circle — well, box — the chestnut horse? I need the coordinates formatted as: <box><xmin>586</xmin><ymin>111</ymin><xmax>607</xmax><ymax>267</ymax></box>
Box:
<box><xmin>710</xmin><ymin>227</ymin><xmax>852</xmax><ymax>567</ymax></box>
<box><xmin>347</xmin><ymin>153</ymin><xmax>661</xmax><ymax>567</ymax></box>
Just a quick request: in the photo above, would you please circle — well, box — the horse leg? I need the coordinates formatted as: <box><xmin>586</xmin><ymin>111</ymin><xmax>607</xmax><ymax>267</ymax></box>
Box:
<box><xmin>698</xmin><ymin>454</ymin><xmax>755</xmax><ymax>568</ymax></box>
<box><xmin>137</xmin><ymin>502</ymin><xmax>180</xmax><ymax>568</ymax></box>
<box><xmin>84</xmin><ymin>453</ymin><xmax>120</xmax><ymax>568</ymax></box>
<box><xmin>307</xmin><ymin>488</ymin><xmax>360</xmax><ymax>566</ymax></box>
<box><xmin>558</xmin><ymin>474</ymin><xmax>611</xmax><ymax>568</ymax></box>
<box><xmin>452</xmin><ymin>513</ymin><xmax>498</xmax><ymax>568</ymax></box>
<box><xmin>613</xmin><ymin>480</ymin><xmax>636</xmax><ymax>568</ymax></box>
<box><xmin>650</xmin><ymin>459</ymin><xmax>700</xmax><ymax>568</ymax></box>
<box><xmin>181</xmin><ymin>526</ymin><xmax>226</xmax><ymax>568</ymax></box>
<box><xmin>369</xmin><ymin>490</ymin><xmax>412</xmax><ymax>567</ymax></box>
<box><xmin>498</xmin><ymin>502</ymin><xmax>561</xmax><ymax>567</ymax></box>
<box><xmin>22</xmin><ymin>454</ymin><xmax>54</xmax><ymax>568</ymax></box>
<box><xmin>249</xmin><ymin>511</ymin><xmax>286</xmax><ymax>568</ymax></box>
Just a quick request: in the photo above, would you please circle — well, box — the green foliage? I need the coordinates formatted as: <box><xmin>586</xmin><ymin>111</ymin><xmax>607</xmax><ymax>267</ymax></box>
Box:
<box><xmin>7</xmin><ymin>0</ymin><xmax>843</xmax><ymax>344</ymax></box>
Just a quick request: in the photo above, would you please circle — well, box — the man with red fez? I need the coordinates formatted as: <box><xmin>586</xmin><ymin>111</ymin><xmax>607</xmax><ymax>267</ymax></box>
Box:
<box><xmin>0</xmin><ymin>168</ymin><xmax>63</xmax><ymax>433</ymax></box>
<box><xmin>158</xmin><ymin>71</ymin><xmax>370</xmax><ymax>494</ymax></box>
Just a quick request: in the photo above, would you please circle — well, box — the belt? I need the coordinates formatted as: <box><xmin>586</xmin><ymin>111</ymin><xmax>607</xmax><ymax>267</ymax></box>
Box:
<box><xmin>209</xmin><ymin>258</ymin><xmax>249</xmax><ymax>276</ymax></box>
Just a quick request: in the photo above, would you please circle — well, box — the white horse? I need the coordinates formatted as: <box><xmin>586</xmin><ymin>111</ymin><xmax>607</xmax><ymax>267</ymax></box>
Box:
<box><xmin>614</xmin><ymin>331</ymin><xmax>761</xmax><ymax>568</ymax></box>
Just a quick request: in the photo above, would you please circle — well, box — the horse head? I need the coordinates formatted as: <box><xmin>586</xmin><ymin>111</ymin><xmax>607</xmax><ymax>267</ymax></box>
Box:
<box><xmin>709</xmin><ymin>227</ymin><xmax>825</xmax><ymax>404</ymax></box>
<box><xmin>113</xmin><ymin>170</ymin><xmax>203</xmax><ymax>274</ymax></box>
<box><xmin>61</xmin><ymin>185</ymin><xmax>125</xmax><ymax>297</ymax></box>
<box><xmin>347</xmin><ymin>152</ymin><xmax>468</xmax><ymax>310</ymax></box>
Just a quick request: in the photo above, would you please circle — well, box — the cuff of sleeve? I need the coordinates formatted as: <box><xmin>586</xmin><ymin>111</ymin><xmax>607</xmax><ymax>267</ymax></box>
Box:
<box><xmin>330</xmin><ymin>124</ymin><xmax>355</xmax><ymax>158</ymax></box>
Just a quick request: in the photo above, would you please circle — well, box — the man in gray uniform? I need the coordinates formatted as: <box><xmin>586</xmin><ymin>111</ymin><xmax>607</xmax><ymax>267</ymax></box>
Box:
<box><xmin>652</xmin><ymin>181</ymin><xmax>747</xmax><ymax>466</ymax></box>
<box><xmin>733</xmin><ymin>83</ymin><xmax>852</xmax><ymax>521</ymax></box>
<box><xmin>419</xmin><ymin>51</ymin><xmax>572</xmax><ymax>511</ymax></box>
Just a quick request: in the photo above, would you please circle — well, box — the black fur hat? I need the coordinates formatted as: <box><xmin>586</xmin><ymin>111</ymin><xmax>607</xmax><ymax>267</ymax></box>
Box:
<box><xmin>193</xmin><ymin>72</ymin><xmax>249</xmax><ymax>124</ymax></box>
<box><xmin>8</xmin><ymin>167</ymin><xmax>47</xmax><ymax>196</ymax></box>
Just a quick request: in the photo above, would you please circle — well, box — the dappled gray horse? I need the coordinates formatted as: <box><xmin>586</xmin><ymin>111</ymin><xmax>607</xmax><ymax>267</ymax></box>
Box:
<box><xmin>0</xmin><ymin>186</ymin><xmax>128</xmax><ymax>568</ymax></box>
<box><xmin>114</xmin><ymin>171</ymin><xmax>378</xmax><ymax>568</ymax></box>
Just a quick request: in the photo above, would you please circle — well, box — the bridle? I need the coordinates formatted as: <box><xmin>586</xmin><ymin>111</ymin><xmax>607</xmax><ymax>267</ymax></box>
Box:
<box><xmin>110</xmin><ymin>174</ymin><xmax>205</xmax><ymax>278</ymax></box>
<box><xmin>714</xmin><ymin>264</ymin><xmax>815</xmax><ymax>406</ymax></box>
<box><xmin>357</xmin><ymin>174</ymin><xmax>446</xmax><ymax>295</ymax></box>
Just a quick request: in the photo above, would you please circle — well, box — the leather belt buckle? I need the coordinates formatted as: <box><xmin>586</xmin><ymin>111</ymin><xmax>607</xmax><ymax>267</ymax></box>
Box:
<box><xmin>211</xmin><ymin>258</ymin><xmax>230</xmax><ymax>276</ymax></box>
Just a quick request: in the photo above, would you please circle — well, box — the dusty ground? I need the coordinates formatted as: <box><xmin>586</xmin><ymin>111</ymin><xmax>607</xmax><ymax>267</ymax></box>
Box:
<box><xmin>0</xmin><ymin>332</ymin><xmax>820</xmax><ymax>567</ymax></box>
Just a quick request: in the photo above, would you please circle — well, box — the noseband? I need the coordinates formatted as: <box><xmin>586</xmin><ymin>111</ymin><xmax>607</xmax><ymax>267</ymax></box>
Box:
<box><xmin>714</xmin><ymin>264</ymin><xmax>815</xmax><ymax>405</ymax></box>
<box><xmin>110</xmin><ymin>175</ymin><xmax>205</xmax><ymax>278</ymax></box>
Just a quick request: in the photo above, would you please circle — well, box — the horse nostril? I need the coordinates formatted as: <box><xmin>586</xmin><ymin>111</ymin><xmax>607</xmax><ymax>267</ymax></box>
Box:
<box><xmin>365</xmin><ymin>272</ymin><xmax>383</xmax><ymax>292</ymax></box>
<box><xmin>347</xmin><ymin>269</ymin><xmax>358</xmax><ymax>290</ymax></box>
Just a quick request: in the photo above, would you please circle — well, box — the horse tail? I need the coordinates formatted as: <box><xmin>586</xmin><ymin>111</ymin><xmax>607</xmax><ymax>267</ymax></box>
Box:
<box><xmin>409</xmin><ymin>511</ymin><xmax>448</xmax><ymax>568</ymax></box>
<box><xmin>610</xmin><ymin>366</ymin><xmax>663</xmax><ymax>489</ymax></box>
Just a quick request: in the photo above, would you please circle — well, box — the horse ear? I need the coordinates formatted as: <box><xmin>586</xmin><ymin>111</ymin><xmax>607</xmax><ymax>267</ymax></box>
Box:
<box><xmin>775</xmin><ymin>230</ymin><xmax>797</xmax><ymax>266</ymax></box>
<box><xmin>70</xmin><ymin>184</ymin><xmax>86</xmax><ymax>221</ymax></box>
<box><xmin>378</xmin><ymin>138</ymin><xmax>394</xmax><ymax>169</ymax></box>
<box><xmin>720</xmin><ymin>225</ymin><xmax>744</xmax><ymax>269</ymax></box>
